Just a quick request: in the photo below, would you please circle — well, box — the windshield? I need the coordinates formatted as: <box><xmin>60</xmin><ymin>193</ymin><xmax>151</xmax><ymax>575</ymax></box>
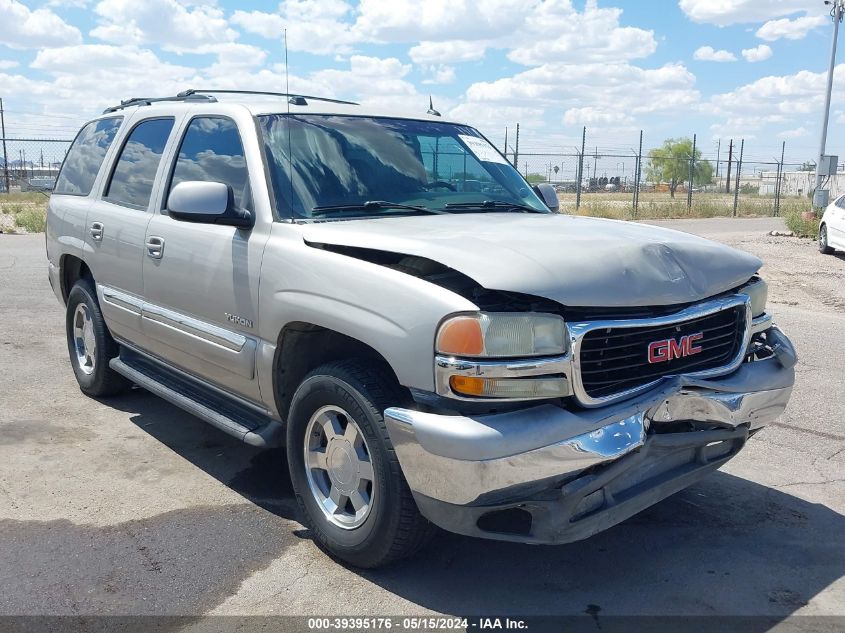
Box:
<box><xmin>259</xmin><ymin>114</ymin><xmax>548</xmax><ymax>219</ymax></box>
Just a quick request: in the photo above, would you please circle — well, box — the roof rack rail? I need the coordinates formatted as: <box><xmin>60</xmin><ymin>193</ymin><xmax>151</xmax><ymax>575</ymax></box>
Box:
<box><xmin>103</xmin><ymin>93</ymin><xmax>217</xmax><ymax>114</ymax></box>
<box><xmin>178</xmin><ymin>89</ymin><xmax>359</xmax><ymax>106</ymax></box>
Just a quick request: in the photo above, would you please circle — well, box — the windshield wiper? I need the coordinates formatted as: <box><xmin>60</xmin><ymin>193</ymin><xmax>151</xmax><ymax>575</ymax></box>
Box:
<box><xmin>443</xmin><ymin>201</ymin><xmax>546</xmax><ymax>213</ymax></box>
<box><xmin>311</xmin><ymin>200</ymin><xmax>444</xmax><ymax>216</ymax></box>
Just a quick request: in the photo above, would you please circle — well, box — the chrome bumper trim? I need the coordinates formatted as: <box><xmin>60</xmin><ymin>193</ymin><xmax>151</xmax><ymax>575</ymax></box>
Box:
<box><xmin>387</xmin><ymin>340</ymin><xmax>795</xmax><ymax>506</ymax></box>
<box><xmin>750</xmin><ymin>313</ymin><xmax>773</xmax><ymax>335</ymax></box>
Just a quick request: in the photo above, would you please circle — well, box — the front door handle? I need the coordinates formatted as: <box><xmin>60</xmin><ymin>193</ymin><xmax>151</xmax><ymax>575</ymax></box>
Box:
<box><xmin>145</xmin><ymin>236</ymin><xmax>165</xmax><ymax>259</ymax></box>
<box><xmin>89</xmin><ymin>222</ymin><xmax>104</xmax><ymax>242</ymax></box>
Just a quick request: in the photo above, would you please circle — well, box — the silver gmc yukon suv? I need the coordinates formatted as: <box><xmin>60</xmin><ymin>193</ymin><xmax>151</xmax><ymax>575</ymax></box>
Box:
<box><xmin>46</xmin><ymin>90</ymin><xmax>797</xmax><ymax>568</ymax></box>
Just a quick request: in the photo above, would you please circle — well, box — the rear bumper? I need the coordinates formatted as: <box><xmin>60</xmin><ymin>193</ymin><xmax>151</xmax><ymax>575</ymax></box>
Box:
<box><xmin>384</xmin><ymin>327</ymin><xmax>796</xmax><ymax>544</ymax></box>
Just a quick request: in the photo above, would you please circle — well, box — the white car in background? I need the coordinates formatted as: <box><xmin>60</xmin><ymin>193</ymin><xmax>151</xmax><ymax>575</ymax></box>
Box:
<box><xmin>819</xmin><ymin>194</ymin><xmax>845</xmax><ymax>254</ymax></box>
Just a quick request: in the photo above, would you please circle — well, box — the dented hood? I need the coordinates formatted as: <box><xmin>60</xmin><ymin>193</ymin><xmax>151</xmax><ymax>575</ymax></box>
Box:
<box><xmin>300</xmin><ymin>213</ymin><xmax>762</xmax><ymax>307</ymax></box>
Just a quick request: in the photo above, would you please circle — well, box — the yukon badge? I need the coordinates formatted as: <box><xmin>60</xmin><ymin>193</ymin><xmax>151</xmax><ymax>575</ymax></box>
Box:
<box><xmin>648</xmin><ymin>333</ymin><xmax>704</xmax><ymax>364</ymax></box>
<box><xmin>225</xmin><ymin>312</ymin><xmax>253</xmax><ymax>329</ymax></box>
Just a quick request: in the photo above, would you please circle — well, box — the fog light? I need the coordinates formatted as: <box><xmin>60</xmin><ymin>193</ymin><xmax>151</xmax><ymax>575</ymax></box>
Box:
<box><xmin>449</xmin><ymin>375</ymin><xmax>568</xmax><ymax>399</ymax></box>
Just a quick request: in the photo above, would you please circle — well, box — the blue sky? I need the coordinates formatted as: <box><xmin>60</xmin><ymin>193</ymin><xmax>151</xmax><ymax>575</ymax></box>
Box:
<box><xmin>0</xmin><ymin>0</ymin><xmax>840</xmax><ymax>164</ymax></box>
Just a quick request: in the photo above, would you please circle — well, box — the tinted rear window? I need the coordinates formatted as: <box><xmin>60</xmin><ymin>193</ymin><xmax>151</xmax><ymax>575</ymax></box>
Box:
<box><xmin>54</xmin><ymin>118</ymin><xmax>122</xmax><ymax>195</ymax></box>
<box><xmin>105</xmin><ymin>118</ymin><xmax>174</xmax><ymax>209</ymax></box>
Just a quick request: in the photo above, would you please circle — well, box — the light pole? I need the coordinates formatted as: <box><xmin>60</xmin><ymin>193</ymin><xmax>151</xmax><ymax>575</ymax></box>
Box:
<box><xmin>814</xmin><ymin>0</ymin><xmax>845</xmax><ymax>208</ymax></box>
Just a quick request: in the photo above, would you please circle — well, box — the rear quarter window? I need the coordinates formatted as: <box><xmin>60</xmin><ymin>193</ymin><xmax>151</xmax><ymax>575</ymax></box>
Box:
<box><xmin>105</xmin><ymin>118</ymin><xmax>175</xmax><ymax>210</ymax></box>
<box><xmin>54</xmin><ymin>117</ymin><xmax>123</xmax><ymax>196</ymax></box>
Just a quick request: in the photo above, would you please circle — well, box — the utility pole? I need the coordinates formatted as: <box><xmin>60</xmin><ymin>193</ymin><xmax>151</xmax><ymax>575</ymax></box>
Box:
<box><xmin>0</xmin><ymin>98</ymin><xmax>8</xmax><ymax>193</ymax></box>
<box><xmin>687</xmin><ymin>133</ymin><xmax>697</xmax><ymax>211</ymax></box>
<box><xmin>576</xmin><ymin>126</ymin><xmax>586</xmax><ymax>211</ymax></box>
<box><xmin>775</xmin><ymin>141</ymin><xmax>786</xmax><ymax>217</ymax></box>
<box><xmin>503</xmin><ymin>127</ymin><xmax>508</xmax><ymax>163</ymax></box>
<box><xmin>514</xmin><ymin>123</ymin><xmax>520</xmax><ymax>171</ymax></box>
<box><xmin>715</xmin><ymin>139</ymin><xmax>721</xmax><ymax>182</ymax></box>
<box><xmin>733</xmin><ymin>139</ymin><xmax>745</xmax><ymax>217</ymax></box>
<box><xmin>726</xmin><ymin>139</ymin><xmax>734</xmax><ymax>194</ymax></box>
<box><xmin>634</xmin><ymin>130</ymin><xmax>643</xmax><ymax>216</ymax></box>
<box><xmin>814</xmin><ymin>0</ymin><xmax>845</xmax><ymax>208</ymax></box>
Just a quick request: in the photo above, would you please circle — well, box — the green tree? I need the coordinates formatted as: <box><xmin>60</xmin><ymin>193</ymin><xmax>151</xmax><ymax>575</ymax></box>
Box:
<box><xmin>646</xmin><ymin>138</ymin><xmax>714</xmax><ymax>198</ymax></box>
<box><xmin>798</xmin><ymin>161</ymin><xmax>816</xmax><ymax>172</ymax></box>
<box><xmin>526</xmin><ymin>173</ymin><xmax>547</xmax><ymax>184</ymax></box>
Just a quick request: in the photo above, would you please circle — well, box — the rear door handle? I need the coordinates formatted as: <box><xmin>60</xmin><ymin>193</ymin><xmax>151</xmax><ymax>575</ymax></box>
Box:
<box><xmin>89</xmin><ymin>222</ymin><xmax>104</xmax><ymax>241</ymax></box>
<box><xmin>145</xmin><ymin>236</ymin><xmax>165</xmax><ymax>259</ymax></box>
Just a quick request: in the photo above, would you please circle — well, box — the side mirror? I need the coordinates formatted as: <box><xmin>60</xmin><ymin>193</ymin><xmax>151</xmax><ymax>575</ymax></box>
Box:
<box><xmin>167</xmin><ymin>181</ymin><xmax>253</xmax><ymax>228</ymax></box>
<box><xmin>533</xmin><ymin>183</ymin><xmax>560</xmax><ymax>212</ymax></box>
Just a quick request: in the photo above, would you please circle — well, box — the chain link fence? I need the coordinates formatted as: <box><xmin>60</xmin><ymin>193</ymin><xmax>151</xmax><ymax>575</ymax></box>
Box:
<box><xmin>1</xmin><ymin>137</ymin><xmax>71</xmax><ymax>193</ymax></box>
<box><xmin>500</xmin><ymin>127</ymin><xmax>831</xmax><ymax>220</ymax></box>
<box><xmin>0</xmin><ymin>121</ymin><xmax>831</xmax><ymax>225</ymax></box>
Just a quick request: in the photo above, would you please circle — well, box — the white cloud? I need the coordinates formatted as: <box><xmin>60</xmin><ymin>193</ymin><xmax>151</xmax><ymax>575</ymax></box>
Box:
<box><xmin>464</xmin><ymin>62</ymin><xmax>699</xmax><ymax>126</ymax></box>
<box><xmin>229</xmin><ymin>10</ymin><xmax>284</xmax><ymax>39</ymax></box>
<box><xmin>707</xmin><ymin>65</ymin><xmax>844</xmax><ymax>139</ymax></box>
<box><xmin>778</xmin><ymin>126</ymin><xmax>808</xmax><ymax>139</ymax></box>
<box><xmin>47</xmin><ymin>0</ymin><xmax>90</xmax><ymax>7</ymax></box>
<box><xmin>741</xmin><ymin>45</ymin><xmax>773</xmax><ymax>62</ymax></box>
<box><xmin>409</xmin><ymin>40</ymin><xmax>487</xmax><ymax>65</ymax></box>
<box><xmin>693</xmin><ymin>46</ymin><xmax>737</xmax><ymax>62</ymax></box>
<box><xmin>0</xmin><ymin>59</ymin><xmax>19</xmax><ymax>69</ymax></box>
<box><xmin>90</xmin><ymin>0</ymin><xmax>236</xmax><ymax>52</ymax></box>
<box><xmin>421</xmin><ymin>65</ymin><xmax>456</xmax><ymax>85</ymax></box>
<box><xmin>354</xmin><ymin>0</ymin><xmax>527</xmax><ymax>43</ymax></box>
<box><xmin>309</xmin><ymin>56</ymin><xmax>422</xmax><ymax>109</ymax></box>
<box><xmin>756</xmin><ymin>15</ymin><xmax>826</xmax><ymax>41</ymax></box>
<box><xmin>232</xmin><ymin>0</ymin><xmax>356</xmax><ymax>56</ymax></box>
<box><xmin>679</xmin><ymin>0</ymin><xmax>818</xmax><ymax>26</ymax></box>
<box><xmin>563</xmin><ymin>107</ymin><xmax>634</xmax><ymax>127</ymax></box>
<box><xmin>447</xmin><ymin>102</ymin><xmax>546</xmax><ymax>133</ymax></box>
<box><xmin>0</xmin><ymin>0</ymin><xmax>82</xmax><ymax>49</ymax></box>
<box><xmin>506</xmin><ymin>2</ymin><xmax>656</xmax><ymax>65</ymax></box>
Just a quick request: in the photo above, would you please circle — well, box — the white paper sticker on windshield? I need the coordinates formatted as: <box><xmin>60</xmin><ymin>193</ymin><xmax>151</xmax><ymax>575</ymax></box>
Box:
<box><xmin>459</xmin><ymin>135</ymin><xmax>509</xmax><ymax>165</ymax></box>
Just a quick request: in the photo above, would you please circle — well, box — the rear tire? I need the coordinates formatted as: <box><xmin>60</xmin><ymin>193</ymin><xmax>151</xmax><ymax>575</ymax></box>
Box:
<box><xmin>819</xmin><ymin>224</ymin><xmax>834</xmax><ymax>254</ymax></box>
<box><xmin>65</xmin><ymin>278</ymin><xmax>131</xmax><ymax>397</ymax></box>
<box><xmin>286</xmin><ymin>360</ymin><xmax>435</xmax><ymax>568</ymax></box>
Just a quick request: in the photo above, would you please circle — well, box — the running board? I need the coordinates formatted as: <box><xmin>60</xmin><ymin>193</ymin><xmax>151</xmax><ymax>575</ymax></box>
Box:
<box><xmin>110</xmin><ymin>351</ymin><xmax>283</xmax><ymax>448</ymax></box>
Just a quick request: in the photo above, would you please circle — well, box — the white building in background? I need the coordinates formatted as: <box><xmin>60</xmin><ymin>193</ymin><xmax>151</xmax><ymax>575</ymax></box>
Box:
<box><xmin>759</xmin><ymin>171</ymin><xmax>845</xmax><ymax>199</ymax></box>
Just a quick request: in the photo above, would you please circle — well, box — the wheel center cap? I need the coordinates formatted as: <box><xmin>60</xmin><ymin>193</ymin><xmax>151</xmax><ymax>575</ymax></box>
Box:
<box><xmin>327</xmin><ymin>440</ymin><xmax>356</xmax><ymax>493</ymax></box>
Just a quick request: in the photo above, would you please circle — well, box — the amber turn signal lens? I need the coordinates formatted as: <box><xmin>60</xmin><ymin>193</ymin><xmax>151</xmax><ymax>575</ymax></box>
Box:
<box><xmin>436</xmin><ymin>316</ymin><xmax>484</xmax><ymax>356</ymax></box>
<box><xmin>449</xmin><ymin>375</ymin><xmax>485</xmax><ymax>396</ymax></box>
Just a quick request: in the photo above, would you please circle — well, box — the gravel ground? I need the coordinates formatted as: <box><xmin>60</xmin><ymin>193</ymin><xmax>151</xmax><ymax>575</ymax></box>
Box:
<box><xmin>0</xmin><ymin>218</ymin><xmax>843</xmax><ymax>624</ymax></box>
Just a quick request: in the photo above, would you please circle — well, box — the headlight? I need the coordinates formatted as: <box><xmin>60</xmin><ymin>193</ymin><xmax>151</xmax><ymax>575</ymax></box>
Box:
<box><xmin>436</xmin><ymin>312</ymin><xmax>567</xmax><ymax>358</ymax></box>
<box><xmin>742</xmin><ymin>277</ymin><xmax>768</xmax><ymax>317</ymax></box>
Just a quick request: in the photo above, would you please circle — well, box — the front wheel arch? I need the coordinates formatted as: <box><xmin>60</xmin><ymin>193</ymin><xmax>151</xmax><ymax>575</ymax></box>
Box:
<box><xmin>272</xmin><ymin>322</ymin><xmax>405</xmax><ymax>422</ymax></box>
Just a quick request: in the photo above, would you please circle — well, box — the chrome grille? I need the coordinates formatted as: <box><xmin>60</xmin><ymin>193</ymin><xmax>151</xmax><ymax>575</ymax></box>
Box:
<box><xmin>575</xmin><ymin>302</ymin><xmax>748</xmax><ymax>402</ymax></box>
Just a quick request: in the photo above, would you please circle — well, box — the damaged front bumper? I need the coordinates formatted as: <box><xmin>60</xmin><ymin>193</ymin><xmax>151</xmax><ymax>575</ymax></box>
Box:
<box><xmin>384</xmin><ymin>326</ymin><xmax>796</xmax><ymax>544</ymax></box>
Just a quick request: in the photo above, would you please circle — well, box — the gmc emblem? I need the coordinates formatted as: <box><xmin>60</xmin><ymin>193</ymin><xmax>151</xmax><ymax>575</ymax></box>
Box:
<box><xmin>648</xmin><ymin>332</ymin><xmax>704</xmax><ymax>364</ymax></box>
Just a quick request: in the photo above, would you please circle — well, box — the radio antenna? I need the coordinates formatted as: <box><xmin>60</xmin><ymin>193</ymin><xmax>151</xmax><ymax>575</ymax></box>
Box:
<box><xmin>284</xmin><ymin>28</ymin><xmax>291</xmax><ymax>101</ymax></box>
<box><xmin>283</xmin><ymin>28</ymin><xmax>295</xmax><ymax>217</ymax></box>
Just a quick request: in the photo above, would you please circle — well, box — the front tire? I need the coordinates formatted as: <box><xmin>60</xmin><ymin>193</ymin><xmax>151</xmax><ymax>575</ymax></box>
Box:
<box><xmin>819</xmin><ymin>224</ymin><xmax>834</xmax><ymax>254</ymax></box>
<box><xmin>65</xmin><ymin>279</ymin><xmax>130</xmax><ymax>397</ymax></box>
<box><xmin>287</xmin><ymin>360</ymin><xmax>435</xmax><ymax>568</ymax></box>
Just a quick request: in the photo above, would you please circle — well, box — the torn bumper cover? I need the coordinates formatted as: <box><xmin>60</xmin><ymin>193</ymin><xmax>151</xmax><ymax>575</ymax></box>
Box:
<box><xmin>384</xmin><ymin>327</ymin><xmax>796</xmax><ymax>544</ymax></box>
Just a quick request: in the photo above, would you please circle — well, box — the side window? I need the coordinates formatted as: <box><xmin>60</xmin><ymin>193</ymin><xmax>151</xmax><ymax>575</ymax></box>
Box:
<box><xmin>54</xmin><ymin>118</ymin><xmax>122</xmax><ymax>195</ymax></box>
<box><xmin>837</xmin><ymin>196</ymin><xmax>845</xmax><ymax>209</ymax></box>
<box><xmin>105</xmin><ymin>118</ymin><xmax>175</xmax><ymax>209</ymax></box>
<box><xmin>169</xmin><ymin>117</ymin><xmax>251</xmax><ymax>210</ymax></box>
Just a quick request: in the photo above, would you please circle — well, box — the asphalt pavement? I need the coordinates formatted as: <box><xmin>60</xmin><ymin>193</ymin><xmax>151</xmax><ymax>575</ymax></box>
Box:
<box><xmin>0</xmin><ymin>217</ymin><xmax>842</xmax><ymax>624</ymax></box>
